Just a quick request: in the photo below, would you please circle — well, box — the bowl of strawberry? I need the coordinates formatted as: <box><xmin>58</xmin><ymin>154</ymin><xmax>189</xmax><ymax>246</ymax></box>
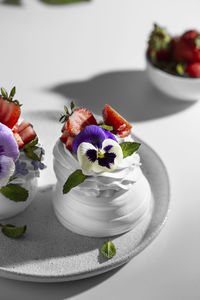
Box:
<box><xmin>146</xmin><ymin>24</ymin><xmax>200</xmax><ymax>101</ymax></box>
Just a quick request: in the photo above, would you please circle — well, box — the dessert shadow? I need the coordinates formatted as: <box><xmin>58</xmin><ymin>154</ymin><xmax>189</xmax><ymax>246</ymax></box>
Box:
<box><xmin>49</xmin><ymin>70</ymin><xmax>196</xmax><ymax>122</ymax></box>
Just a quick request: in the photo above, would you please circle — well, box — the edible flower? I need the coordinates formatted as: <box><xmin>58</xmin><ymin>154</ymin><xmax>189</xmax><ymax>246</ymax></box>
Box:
<box><xmin>72</xmin><ymin>125</ymin><xmax>123</xmax><ymax>173</ymax></box>
<box><xmin>0</xmin><ymin>123</ymin><xmax>19</xmax><ymax>187</ymax></box>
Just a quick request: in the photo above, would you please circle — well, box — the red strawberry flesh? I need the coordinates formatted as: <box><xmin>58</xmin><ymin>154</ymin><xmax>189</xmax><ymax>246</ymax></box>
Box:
<box><xmin>67</xmin><ymin>108</ymin><xmax>97</xmax><ymax>137</ymax></box>
<box><xmin>19</xmin><ymin>124</ymin><xmax>36</xmax><ymax>145</ymax></box>
<box><xmin>102</xmin><ymin>104</ymin><xmax>132</xmax><ymax>137</ymax></box>
<box><xmin>0</xmin><ymin>97</ymin><xmax>21</xmax><ymax>129</ymax></box>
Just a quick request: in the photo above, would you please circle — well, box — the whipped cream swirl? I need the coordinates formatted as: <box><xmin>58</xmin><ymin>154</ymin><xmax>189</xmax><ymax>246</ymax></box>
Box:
<box><xmin>53</xmin><ymin>135</ymin><xmax>142</xmax><ymax>198</ymax></box>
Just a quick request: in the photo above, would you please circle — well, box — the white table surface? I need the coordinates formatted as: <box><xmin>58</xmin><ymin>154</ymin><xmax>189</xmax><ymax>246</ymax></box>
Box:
<box><xmin>1</xmin><ymin>0</ymin><xmax>200</xmax><ymax>299</ymax></box>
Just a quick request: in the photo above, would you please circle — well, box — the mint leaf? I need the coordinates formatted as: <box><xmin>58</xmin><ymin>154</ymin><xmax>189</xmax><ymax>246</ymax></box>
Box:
<box><xmin>24</xmin><ymin>137</ymin><xmax>38</xmax><ymax>148</ymax></box>
<box><xmin>63</xmin><ymin>169</ymin><xmax>87</xmax><ymax>194</ymax></box>
<box><xmin>23</xmin><ymin>137</ymin><xmax>42</xmax><ymax>162</ymax></box>
<box><xmin>24</xmin><ymin>149</ymin><xmax>41</xmax><ymax>161</ymax></box>
<box><xmin>120</xmin><ymin>142</ymin><xmax>141</xmax><ymax>158</ymax></box>
<box><xmin>101</xmin><ymin>240</ymin><xmax>116</xmax><ymax>259</ymax></box>
<box><xmin>1</xmin><ymin>224</ymin><xmax>26</xmax><ymax>238</ymax></box>
<box><xmin>99</xmin><ymin>124</ymin><xmax>113</xmax><ymax>131</ymax></box>
<box><xmin>0</xmin><ymin>184</ymin><xmax>29</xmax><ymax>202</ymax></box>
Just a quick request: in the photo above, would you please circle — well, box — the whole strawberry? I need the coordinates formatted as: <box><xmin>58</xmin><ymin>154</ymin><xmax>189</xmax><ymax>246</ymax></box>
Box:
<box><xmin>185</xmin><ymin>62</ymin><xmax>200</xmax><ymax>77</ymax></box>
<box><xmin>148</xmin><ymin>24</ymin><xmax>172</xmax><ymax>62</ymax></box>
<box><xmin>0</xmin><ymin>87</ymin><xmax>21</xmax><ymax>129</ymax></box>
<box><xmin>173</xmin><ymin>30</ymin><xmax>200</xmax><ymax>63</ymax></box>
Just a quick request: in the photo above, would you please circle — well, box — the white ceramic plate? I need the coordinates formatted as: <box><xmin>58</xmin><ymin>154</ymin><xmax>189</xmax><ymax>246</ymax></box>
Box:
<box><xmin>0</xmin><ymin>136</ymin><xmax>170</xmax><ymax>282</ymax></box>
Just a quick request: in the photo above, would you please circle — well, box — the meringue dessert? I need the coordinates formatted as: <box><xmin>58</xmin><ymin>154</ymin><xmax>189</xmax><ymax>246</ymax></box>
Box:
<box><xmin>53</xmin><ymin>103</ymin><xmax>152</xmax><ymax>237</ymax></box>
<box><xmin>0</xmin><ymin>87</ymin><xmax>45</xmax><ymax>220</ymax></box>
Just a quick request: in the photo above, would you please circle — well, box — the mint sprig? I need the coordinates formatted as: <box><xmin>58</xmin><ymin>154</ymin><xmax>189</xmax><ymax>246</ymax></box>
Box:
<box><xmin>23</xmin><ymin>137</ymin><xmax>42</xmax><ymax>162</ymax></box>
<box><xmin>120</xmin><ymin>142</ymin><xmax>140</xmax><ymax>158</ymax></box>
<box><xmin>101</xmin><ymin>240</ymin><xmax>116</xmax><ymax>259</ymax></box>
<box><xmin>99</xmin><ymin>124</ymin><xmax>113</xmax><ymax>131</ymax></box>
<box><xmin>63</xmin><ymin>169</ymin><xmax>87</xmax><ymax>194</ymax></box>
<box><xmin>0</xmin><ymin>184</ymin><xmax>29</xmax><ymax>202</ymax></box>
<box><xmin>0</xmin><ymin>224</ymin><xmax>26</xmax><ymax>238</ymax></box>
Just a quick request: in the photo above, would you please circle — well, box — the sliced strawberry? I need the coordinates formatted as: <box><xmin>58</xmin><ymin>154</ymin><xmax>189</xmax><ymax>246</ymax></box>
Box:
<box><xmin>67</xmin><ymin>108</ymin><xmax>97</xmax><ymax>137</ymax></box>
<box><xmin>102</xmin><ymin>104</ymin><xmax>132</xmax><ymax>137</ymax></box>
<box><xmin>13</xmin><ymin>132</ymin><xmax>24</xmax><ymax>149</ymax></box>
<box><xmin>19</xmin><ymin>124</ymin><xmax>36</xmax><ymax>145</ymax></box>
<box><xmin>12</xmin><ymin>123</ymin><xmax>19</xmax><ymax>133</ymax></box>
<box><xmin>65</xmin><ymin>136</ymin><xmax>75</xmax><ymax>151</ymax></box>
<box><xmin>18</xmin><ymin>121</ymin><xmax>30</xmax><ymax>133</ymax></box>
<box><xmin>0</xmin><ymin>96</ymin><xmax>21</xmax><ymax>129</ymax></box>
<box><xmin>60</xmin><ymin>129</ymin><xmax>69</xmax><ymax>143</ymax></box>
<box><xmin>182</xmin><ymin>30</ymin><xmax>198</xmax><ymax>43</ymax></box>
<box><xmin>118</xmin><ymin>128</ymin><xmax>131</xmax><ymax>138</ymax></box>
<box><xmin>185</xmin><ymin>62</ymin><xmax>200</xmax><ymax>77</ymax></box>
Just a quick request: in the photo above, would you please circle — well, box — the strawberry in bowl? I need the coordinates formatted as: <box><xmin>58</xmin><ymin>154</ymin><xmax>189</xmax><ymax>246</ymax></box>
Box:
<box><xmin>146</xmin><ymin>24</ymin><xmax>200</xmax><ymax>100</ymax></box>
<box><xmin>0</xmin><ymin>87</ymin><xmax>45</xmax><ymax>220</ymax></box>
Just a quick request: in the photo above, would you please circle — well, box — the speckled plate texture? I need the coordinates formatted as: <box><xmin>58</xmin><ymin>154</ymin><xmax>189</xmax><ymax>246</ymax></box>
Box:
<box><xmin>0</xmin><ymin>137</ymin><xmax>170</xmax><ymax>282</ymax></box>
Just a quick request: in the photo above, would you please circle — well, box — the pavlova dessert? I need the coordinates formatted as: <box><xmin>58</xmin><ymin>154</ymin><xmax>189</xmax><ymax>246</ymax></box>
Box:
<box><xmin>53</xmin><ymin>103</ymin><xmax>151</xmax><ymax>237</ymax></box>
<box><xmin>0</xmin><ymin>87</ymin><xmax>45</xmax><ymax>220</ymax></box>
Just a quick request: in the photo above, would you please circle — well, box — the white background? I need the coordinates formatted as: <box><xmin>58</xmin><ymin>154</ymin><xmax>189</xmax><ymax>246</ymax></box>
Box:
<box><xmin>1</xmin><ymin>0</ymin><xmax>200</xmax><ymax>299</ymax></box>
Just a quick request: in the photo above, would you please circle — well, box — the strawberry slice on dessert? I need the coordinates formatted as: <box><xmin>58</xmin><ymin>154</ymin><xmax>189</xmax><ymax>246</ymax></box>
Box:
<box><xmin>102</xmin><ymin>104</ymin><xmax>132</xmax><ymax>138</ymax></box>
<box><xmin>67</xmin><ymin>108</ymin><xmax>97</xmax><ymax>136</ymax></box>
<box><xmin>13</xmin><ymin>121</ymin><xmax>36</xmax><ymax>149</ymax></box>
<box><xmin>60</xmin><ymin>104</ymin><xmax>97</xmax><ymax>150</ymax></box>
<box><xmin>0</xmin><ymin>87</ymin><xmax>21</xmax><ymax>129</ymax></box>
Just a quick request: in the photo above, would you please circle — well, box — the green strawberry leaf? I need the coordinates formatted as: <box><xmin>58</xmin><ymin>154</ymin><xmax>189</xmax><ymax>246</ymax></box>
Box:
<box><xmin>9</xmin><ymin>86</ymin><xmax>16</xmax><ymax>100</ymax></box>
<box><xmin>1</xmin><ymin>224</ymin><xmax>26</xmax><ymax>238</ymax></box>
<box><xmin>1</xmin><ymin>87</ymin><xmax>8</xmax><ymax>99</ymax></box>
<box><xmin>64</xmin><ymin>105</ymin><xmax>69</xmax><ymax>115</ymax></box>
<box><xmin>99</xmin><ymin>124</ymin><xmax>113</xmax><ymax>131</ymax></box>
<box><xmin>120</xmin><ymin>142</ymin><xmax>141</xmax><ymax>158</ymax></box>
<box><xmin>101</xmin><ymin>240</ymin><xmax>116</xmax><ymax>259</ymax></box>
<box><xmin>63</xmin><ymin>169</ymin><xmax>87</xmax><ymax>194</ymax></box>
<box><xmin>70</xmin><ymin>101</ymin><xmax>75</xmax><ymax>111</ymax></box>
<box><xmin>0</xmin><ymin>184</ymin><xmax>29</xmax><ymax>202</ymax></box>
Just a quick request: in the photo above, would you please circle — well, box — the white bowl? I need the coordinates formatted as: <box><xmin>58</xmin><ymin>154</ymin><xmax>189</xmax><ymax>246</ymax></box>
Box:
<box><xmin>146</xmin><ymin>58</ymin><xmax>200</xmax><ymax>101</ymax></box>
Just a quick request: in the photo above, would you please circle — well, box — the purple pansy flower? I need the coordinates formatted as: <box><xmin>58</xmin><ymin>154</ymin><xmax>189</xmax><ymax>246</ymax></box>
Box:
<box><xmin>72</xmin><ymin>125</ymin><xmax>123</xmax><ymax>173</ymax></box>
<box><xmin>0</xmin><ymin>123</ymin><xmax>19</xmax><ymax>187</ymax></box>
<box><xmin>72</xmin><ymin>125</ymin><xmax>117</xmax><ymax>154</ymax></box>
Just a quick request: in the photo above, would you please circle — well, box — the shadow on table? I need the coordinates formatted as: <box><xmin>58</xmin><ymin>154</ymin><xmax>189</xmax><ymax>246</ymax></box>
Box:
<box><xmin>0</xmin><ymin>265</ymin><xmax>124</xmax><ymax>300</ymax></box>
<box><xmin>50</xmin><ymin>70</ymin><xmax>196</xmax><ymax>122</ymax></box>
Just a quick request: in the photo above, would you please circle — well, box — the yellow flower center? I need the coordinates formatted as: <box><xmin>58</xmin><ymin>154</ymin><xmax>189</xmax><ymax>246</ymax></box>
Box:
<box><xmin>97</xmin><ymin>149</ymin><xmax>105</xmax><ymax>159</ymax></box>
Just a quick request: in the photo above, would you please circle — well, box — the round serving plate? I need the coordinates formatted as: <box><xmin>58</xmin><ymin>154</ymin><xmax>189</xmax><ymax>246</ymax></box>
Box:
<box><xmin>0</xmin><ymin>136</ymin><xmax>170</xmax><ymax>282</ymax></box>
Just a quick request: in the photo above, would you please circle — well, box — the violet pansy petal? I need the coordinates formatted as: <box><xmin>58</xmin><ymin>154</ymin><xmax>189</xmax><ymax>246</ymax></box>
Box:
<box><xmin>0</xmin><ymin>155</ymin><xmax>15</xmax><ymax>187</ymax></box>
<box><xmin>72</xmin><ymin>125</ymin><xmax>117</xmax><ymax>154</ymax></box>
<box><xmin>0</xmin><ymin>123</ymin><xmax>19</xmax><ymax>161</ymax></box>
